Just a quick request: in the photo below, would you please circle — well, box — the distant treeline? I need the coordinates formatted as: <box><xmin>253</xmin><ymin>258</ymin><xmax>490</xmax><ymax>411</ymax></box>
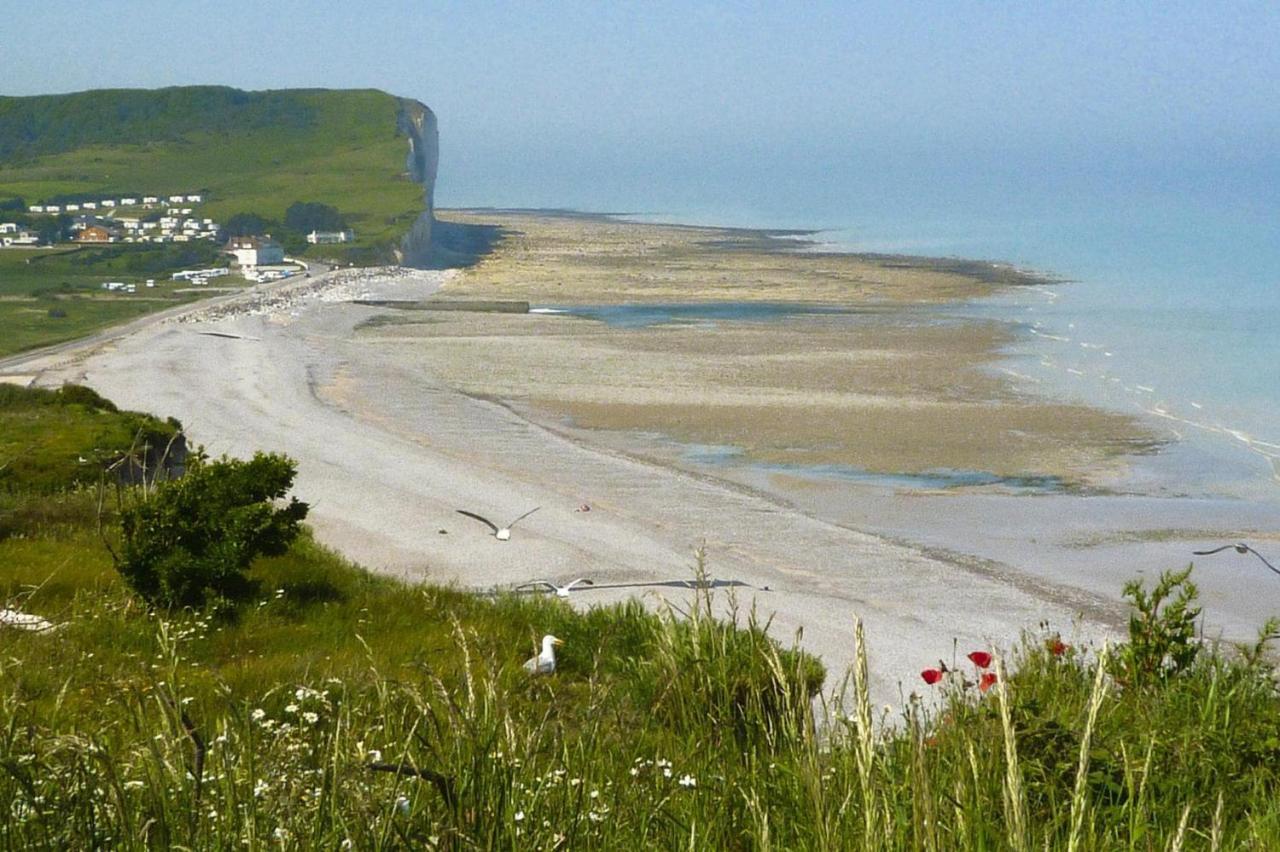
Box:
<box><xmin>0</xmin><ymin>86</ymin><xmax>319</xmax><ymax>161</ymax></box>
<box><xmin>223</xmin><ymin>202</ymin><xmax>350</xmax><ymax>255</ymax></box>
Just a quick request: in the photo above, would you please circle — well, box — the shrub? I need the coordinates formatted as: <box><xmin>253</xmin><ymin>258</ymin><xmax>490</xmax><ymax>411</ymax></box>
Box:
<box><xmin>1111</xmin><ymin>566</ymin><xmax>1201</xmax><ymax>687</ymax></box>
<box><xmin>117</xmin><ymin>452</ymin><xmax>308</xmax><ymax>608</ymax></box>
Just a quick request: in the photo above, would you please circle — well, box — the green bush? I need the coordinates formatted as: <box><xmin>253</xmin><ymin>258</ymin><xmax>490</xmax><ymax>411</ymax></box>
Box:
<box><xmin>117</xmin><ymin>452</ymin><xmax>308</xmax><ymax>608</ymax></box>
<box><xmin>1111</xmin><ymin>566</ymin><xmax>1201</xmax><ymax>687</ymax></box>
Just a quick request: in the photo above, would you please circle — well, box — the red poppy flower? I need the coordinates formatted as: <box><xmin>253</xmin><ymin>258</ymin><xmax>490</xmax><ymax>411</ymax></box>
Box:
<box><xmin>978</xmin><ymin>672</ymin><xmax>998</xmax><ymax>692</ymax></box>
<box><xmin>921</xmin><ymin>668</ymin><xmax>943</xmax><ymax>685</ymax></box>
<box><xmin>967</xmin><ymin>651</ymin><xmax>993</xmax><ymax>669</ymax></box>
<box><xmin>1049</xmin><ymin>639</ymin><xmax>1069</xmax><ymax>657</ymax></box>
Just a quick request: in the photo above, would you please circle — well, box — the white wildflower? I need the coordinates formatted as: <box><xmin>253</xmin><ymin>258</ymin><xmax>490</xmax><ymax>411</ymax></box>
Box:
<box><xmin>284</xmin><ymin>704</ymin><xmax>298</xmax><ymax>714</ymax></box>
<box><xmin>395</xmin><ymin>795</ymin><xmax>410</xmax><ymax>815</ymax></box>
<box><xmin>662</xmin><ymin>767</ymin><xmax>672</xmax><ymax>779</ymax></box>
<box><xmin>514</xmin><ymin>811</ymin><xmax>525</xmax><ymax>822</ymax></box>
<box><xmin>251</xmin><ymin>709</ymin><xmax>266</xmax><ymax>721</ymax></box>
<box><xmin>254</xmin><ymin>779</ymin><xmax>270</xmax><ymax>798</ymax></box>
<box><xmin>678</xmin><ymin>774</ymin><xmax>696</xmax><ymax>788</ymax></box>
<box><xmin>369</xmin><ymin>749</ymin><xmax>383</xmax><ymax>762</ymax></box>
<box><xmin>302</xmin><ymin>711</ymin><xmax>319</xmax><ymax>725</ymax></box>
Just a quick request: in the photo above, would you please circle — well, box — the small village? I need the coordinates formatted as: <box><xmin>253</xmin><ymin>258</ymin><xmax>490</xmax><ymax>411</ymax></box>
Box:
<box><xmin>1</xmin><ymin>192</ymin><xmax>218</xmax><ymax>248</ymax></box>
<box><xmin>0</xmin><ymin>193</ymin><xmax>352</xmax><ymax>291</ymax></box>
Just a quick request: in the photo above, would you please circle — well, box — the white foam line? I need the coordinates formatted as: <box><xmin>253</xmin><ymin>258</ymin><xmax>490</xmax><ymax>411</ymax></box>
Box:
<box><xmin>1135</xmin><ymin>385</ymin><xmax>1154</xmax><ymax>393</ymax></box>
<box><xmin>1066</xmin><ymin>368</ymin><xmax>1085</xmax><ymax>376</ymax></box>
<box><xmin>529</xmin><ymin>308</ymin><xmax>567</xmax><ymax>314</ymax></box>
<box><xmin>1029</xmin><ymin>330</ymin><xmax>1072</xmax><ymax>342</ymax></box>
<box><xmin>998</xmin><ymin>368</ymin><xmax>1041</xmax><ymax>384</ymax></box>
<box><xmin>1140</xmin><ymin>405</ymin><xmax>1280</xmax><ymax>482</ymax></box>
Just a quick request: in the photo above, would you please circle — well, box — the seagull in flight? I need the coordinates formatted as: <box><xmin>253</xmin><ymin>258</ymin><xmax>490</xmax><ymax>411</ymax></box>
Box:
<box><xmin>1193</xmin><ymin>543</ymin><xmax>1279</xmax><ymax>578</ymax></box>
<box><xmin>455</xmin><ymin>506</ymin><xmax>540</xmax><ymax>541</ymax></box>
<box><xmin>523</xmin><ymin>634</ymin><xmax>564</xmax><ymax>675</ymax></box>
<box><xmin>514</xmin><ymin>578</ymin><xmax>594</xmax><ymax>598</ymax></box>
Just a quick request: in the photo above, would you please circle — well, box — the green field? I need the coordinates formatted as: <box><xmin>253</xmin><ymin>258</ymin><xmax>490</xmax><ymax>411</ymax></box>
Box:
<box><xmin>3</xmin><ymin>385</ymin><xmax>1280</xmax><ymax>848</ymax></box>
<box><xmin>0</xmin><ymin>247</ymin><xmax>242</xmax><ymax>357</ymax></box>
<box><xmin>0</xmin><ymin>87</ymin><xmax>426</xmax><ymax>255</ymax></box>
<box><xmin>0</xmin><ymin>87</ymin><xmax>423</xmax><ymax>355</ymax></box>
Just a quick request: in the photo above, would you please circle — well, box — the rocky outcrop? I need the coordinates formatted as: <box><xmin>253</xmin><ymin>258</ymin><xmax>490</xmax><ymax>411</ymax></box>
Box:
<box><xmin>395</xmin><ymin>99</ymin><xmax>439</xmax><ymax>268</ymax></box>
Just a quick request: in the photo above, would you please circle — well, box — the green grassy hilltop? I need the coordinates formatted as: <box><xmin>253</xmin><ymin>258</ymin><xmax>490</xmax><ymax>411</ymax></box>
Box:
<box><xmin>0</xmin><ymin>86</ymin><xmax>430</xmax><ymax>356</ymax></box>
<box><xmin>0</xmin><ymin>86</ymin><xmax>426</xmax><ymax>251</ymax></box>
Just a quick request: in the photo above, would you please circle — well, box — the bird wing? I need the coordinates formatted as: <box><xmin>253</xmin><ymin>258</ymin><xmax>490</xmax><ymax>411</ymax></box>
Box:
<box><xmin>514</xmin><ymin>581</ymin><xmax>556</xmax><ymax>593</ymax></box>
<box><xmin>522</xmin><ymin>655</ymin><xmax>538</xmax><ymax>672</ymax></box>
<box><xmin>456</xmin><ymin>510</ymin><xmax>500</xmax><ymax>534</ymax></box>
<box><xmin>1242</xmin><ymin>545</ymin><xmax>1280</xmax><ymax>577</ymax></box>
<box><xmin>1193</xmin><ymin>545</ymin><xmax>1237</xmax><ymax>556</ymax></box>
<box><xmin>507</xmin><ymin>506</ymin><xmax>541</xmax><ymax>529</ymax></box>
<box><xmin>566</xmin><ymin>578</ymin><xmax>594</xmax><ymax>590</ymax></box>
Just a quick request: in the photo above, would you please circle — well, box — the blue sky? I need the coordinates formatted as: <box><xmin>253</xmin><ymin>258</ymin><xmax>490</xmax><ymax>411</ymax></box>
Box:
<box><xmin>3</xmin><ymin>2</ymin><xmax>1278</xmax><ymax>216</ymax></box>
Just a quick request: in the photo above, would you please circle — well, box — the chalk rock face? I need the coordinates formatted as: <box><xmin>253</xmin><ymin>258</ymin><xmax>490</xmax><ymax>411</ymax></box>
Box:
<box><xmin>396</xmin><ymin>98</ymin><xmax>439</xmax><ymax>267</ymax></box>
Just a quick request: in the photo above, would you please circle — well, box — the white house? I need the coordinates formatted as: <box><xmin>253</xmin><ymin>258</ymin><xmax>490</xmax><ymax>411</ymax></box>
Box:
<box><xmin>46</xmin><ymin>205</ymin><xmax>61</xmax><ymax>214</ymax></box>
<box><xmin>142</xmin><ymin>196</ymin><xmax>158</xmax><ymax>204</ymax></box>
<box><xmin>121</xmin><ymin>197</ymin><xmax>138</xmax><ymax>206</ymax></box>
<box><xmin>224</xmin><ymin>235</ymin><xmax>285</xmax><ymax>267</ymax></box>
<box><xmin>102</xmin><ymin>199</ymin><xmax>117</xmax><ymax>208</ymax></box>
<box><xmin>306</xmin><ymin>229</ymin><xmax>355</xmax><ymax>245</ymax></box>
<box><xmin>186</xmin><ymin>194</ymin><xmax>203</xmax><ymax>203</ymax></box>
<box><xmin>0</xmin><ymin>223</ymin><xmax>17</xmax><ymax>234</ymax></box>
<box><xmin>168</xmin><ymin>195</ymin><xmax>184</xmax><ymax>203</ymax></box>
<box><xmin>65</xmin><ymin>204</ymin><xmax>80</xmax><ymax>212</ymax></box>
<box><xmin>28</xmin><ymin>205</ymin><xmax>44</xmax><ymax>213</ymax></box>
<box><xmin>82</xmin><ymin>202</ymin><xmax>97</xmax><ymax>210</ymax></box>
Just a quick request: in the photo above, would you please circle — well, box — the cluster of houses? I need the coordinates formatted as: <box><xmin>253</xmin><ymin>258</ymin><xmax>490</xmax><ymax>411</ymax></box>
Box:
<box><xmin>0</xmin><ymin>222</ymin><xmax>40</xmax><ymax>247</ymax></box>
<box><xmin>27</xmin><ymin>194</ymin><xmax>203</xmax><ymax>215</ymax></box>
<box><xmin>72</xmin><ymin>211</ymin><xmax>223</xmax><ymax>245</ymax></box>
<box><xmin>0</xmin><ymin>193</ymin><xmax>220</xmax><ymax>248</ymax></box>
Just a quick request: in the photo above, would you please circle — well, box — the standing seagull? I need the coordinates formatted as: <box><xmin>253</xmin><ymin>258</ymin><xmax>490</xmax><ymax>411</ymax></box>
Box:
<box><xmin>514</xmin><ymin>578</ymin><xmax>594</xmax><ymax>598</ymax></box>
<box><xmin>523</xmin><ymin>634</ymin><xmax>564</xmax><ymax>674</ymax></box>
<box><xmin>1193</xmin><ymin>542</ymin><xmax>1280</xmax><ymax>578</ymax></box>
<box><xmin>455</xmin><ymin>506</ymin><xmax>540</xmax><ymax>541</ymax></box>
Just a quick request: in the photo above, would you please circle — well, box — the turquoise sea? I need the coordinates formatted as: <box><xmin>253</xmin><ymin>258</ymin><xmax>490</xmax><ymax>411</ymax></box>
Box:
<box><xmin>446</xmin><ymin>147</ymin><xmax>1280</xmax><ymax>498</ymax></box>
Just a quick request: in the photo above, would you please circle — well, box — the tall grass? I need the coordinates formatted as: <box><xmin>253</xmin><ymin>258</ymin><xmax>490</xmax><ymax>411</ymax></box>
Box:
<box><xmin>4</xmin><ymin>530</ymin><xmax>1280</xmax><ymax>848</ymax></box>
<box><xmin>3</xmin><ymin>395</ymin><xmax>1280</xmax><ymax>847</ymax></box>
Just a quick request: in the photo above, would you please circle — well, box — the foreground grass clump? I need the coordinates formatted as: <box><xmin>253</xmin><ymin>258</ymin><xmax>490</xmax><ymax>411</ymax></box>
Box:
<box><xmin>3</xmin><ymin>388</ymin><xmax>1280</xmax><ymax>848</ymax></box>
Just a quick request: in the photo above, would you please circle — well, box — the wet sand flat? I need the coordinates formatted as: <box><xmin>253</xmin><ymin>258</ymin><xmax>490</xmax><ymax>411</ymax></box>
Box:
<box><xmin>412</xmin><ymin>211</ymin><xmax>1160</xmax><ymax>488</ymax></box>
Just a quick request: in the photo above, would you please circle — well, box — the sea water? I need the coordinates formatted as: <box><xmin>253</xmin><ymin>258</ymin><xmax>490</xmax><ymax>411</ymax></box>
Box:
<box><xmin>608</xmin><ymin>158</ymin><xmax>1280</xmax><ymax>500</ymax></box>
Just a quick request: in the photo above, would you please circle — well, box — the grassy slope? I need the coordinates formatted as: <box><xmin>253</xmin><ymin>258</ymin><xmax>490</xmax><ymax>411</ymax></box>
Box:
<box><xmin>2</xmin><ymin>386</ymin><xmax>1279</xmax><ymax>848</ymax></box>
<box><xmin>0</xmin><ymin>87</ymin><xmax>423</xmax><ymax>355</ymax></box>
<box><xmin>0</xmin><ymin>87</ymin><xmax>423</xmax><ymax>251</ymax></box>
<box><xmin>0</xmin><ymin>247</ymin><xmax>235</xmax><ymax>357</ymax></box>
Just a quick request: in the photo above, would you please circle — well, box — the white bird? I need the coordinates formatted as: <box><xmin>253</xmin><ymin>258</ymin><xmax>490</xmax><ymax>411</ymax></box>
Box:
<box><xmin>514</xmin><ymin>578</ymin><xmax>594</xmax><ymax>598</ymax></box>
<box><xmin>523</xmin><ymin>634</ymin><xmax>564</xmax><ymax>674</ymax></box>
<box><xmin>456</xmin><ymin>507</ymin><xmax>540</xmax><ymax>541</ymax></box>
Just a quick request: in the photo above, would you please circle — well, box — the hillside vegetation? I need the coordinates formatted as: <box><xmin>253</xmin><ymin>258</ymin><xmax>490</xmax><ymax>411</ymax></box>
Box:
<box><xmin>0</xmin><ymin>86</ymin><xmax>426</xmax><ymax>257</ymax></box>
<box><xmin>0</xmin><ymin>86</ymin><xmax>430</xmax><ymax>356</ymax></box>
<box><xmin>2</xmin><ymin>385</ymin><xmax>1280</xmax><ymax>848</ymax></box>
